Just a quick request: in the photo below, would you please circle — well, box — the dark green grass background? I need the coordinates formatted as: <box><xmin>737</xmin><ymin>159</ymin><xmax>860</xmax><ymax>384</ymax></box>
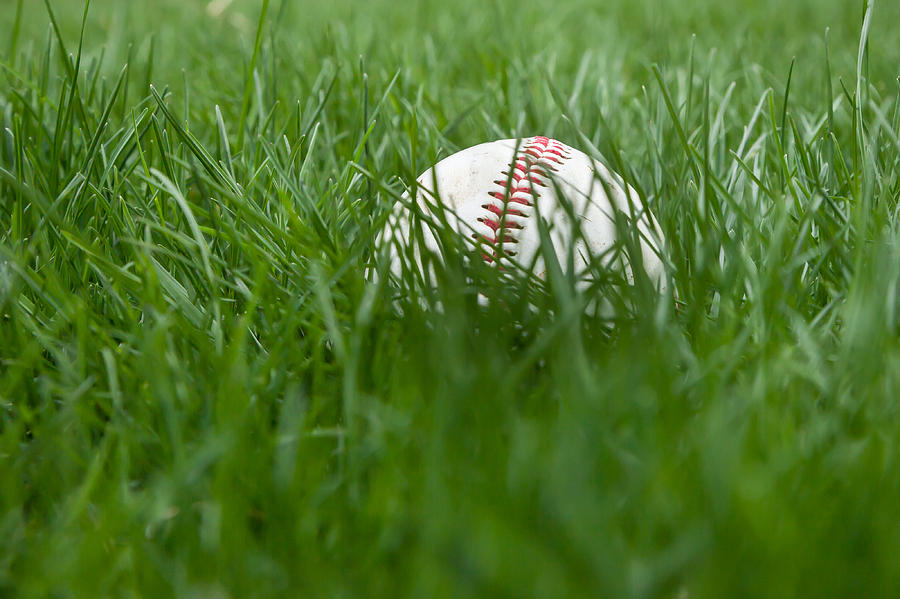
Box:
<box><xmin>3</xmin><ymin>0</ymin><xmax>900</xmax><ymax>597</ymax></box>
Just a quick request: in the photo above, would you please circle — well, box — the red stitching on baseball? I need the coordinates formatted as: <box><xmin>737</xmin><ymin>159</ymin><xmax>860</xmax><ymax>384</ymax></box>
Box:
<box><xmin>475</xmin><ymin>137</ymin><xmax>571</xmax><ymax>264</ymax></box>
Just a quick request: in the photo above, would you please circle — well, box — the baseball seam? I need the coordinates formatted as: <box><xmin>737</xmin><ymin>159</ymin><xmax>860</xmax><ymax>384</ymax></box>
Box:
<box><xmin>472</xmin><ymin>136</ymin><xmax>572</xmax><ymax>263</ymax></box>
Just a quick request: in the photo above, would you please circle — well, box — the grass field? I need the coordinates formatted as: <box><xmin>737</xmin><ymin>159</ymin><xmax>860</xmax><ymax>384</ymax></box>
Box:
<box><xmin>3</xmin><ymin>0</ymin><xmax>900</xmax><ymax>596</ymax></box>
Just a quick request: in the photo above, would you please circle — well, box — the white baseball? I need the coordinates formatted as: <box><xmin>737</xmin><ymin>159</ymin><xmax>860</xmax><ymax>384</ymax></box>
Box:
<box><xmin>381</xmin><ymin>136</ymin><xmax>666</xmax><ymax>293</ymax></box>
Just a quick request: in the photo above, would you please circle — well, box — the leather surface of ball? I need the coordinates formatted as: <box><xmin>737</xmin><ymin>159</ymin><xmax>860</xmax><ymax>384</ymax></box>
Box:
<box><xmin>381</xmin><ymin>136</ymin><xmax>666</xmax><ymax>292</ymax></box>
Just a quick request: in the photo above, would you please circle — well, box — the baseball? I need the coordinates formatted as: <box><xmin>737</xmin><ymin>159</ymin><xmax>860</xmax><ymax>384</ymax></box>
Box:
<box><xmin>380</xmin><ymin>136</ymin><xmax>666</xmax><ymax>294</ymax></box>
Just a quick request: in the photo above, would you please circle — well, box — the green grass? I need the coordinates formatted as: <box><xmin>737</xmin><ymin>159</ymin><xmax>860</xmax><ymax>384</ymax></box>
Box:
<box><xmin>3</xmin><ymin>0</ymin><xmax>900</xmax><ymax>596</ymax></box>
